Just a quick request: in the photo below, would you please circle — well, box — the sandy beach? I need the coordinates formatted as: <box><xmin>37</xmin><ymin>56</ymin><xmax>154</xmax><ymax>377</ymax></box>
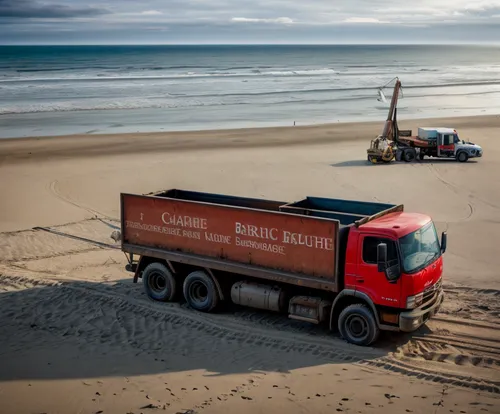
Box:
<box><xmin>1</xmin><ymin>114</ymin><xmax>500</xmax><ymax>414</ymax></box>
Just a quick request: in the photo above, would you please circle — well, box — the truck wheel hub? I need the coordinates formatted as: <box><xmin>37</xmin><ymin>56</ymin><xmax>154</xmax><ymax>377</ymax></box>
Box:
<box><xmin>346</xmin><ymin>315</ymin><xmax>368</xmax><ymax>338</ymax></box>
<box><xmin>149</xmin><ymin>272</ymin><xmax>167</xmax><ymax>292</ymax></box>
<box><xmin>190</xmin><ymin>281</ymin><xmax>208</xmax><ymax>303</ymax></box>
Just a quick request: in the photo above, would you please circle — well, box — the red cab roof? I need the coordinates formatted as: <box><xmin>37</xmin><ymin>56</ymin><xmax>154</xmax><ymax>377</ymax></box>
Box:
<box><xmin>359</xmin><ymin>211</ymin><xmax>431</xmax><ymax>238</ymax></box>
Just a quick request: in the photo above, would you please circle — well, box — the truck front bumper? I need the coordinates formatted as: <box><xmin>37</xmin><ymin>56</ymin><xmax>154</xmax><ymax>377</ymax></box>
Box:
<box><xmin>399</xmin><ymin>289</ymin><xmax>444</xmax><ymax>332</ymax></box>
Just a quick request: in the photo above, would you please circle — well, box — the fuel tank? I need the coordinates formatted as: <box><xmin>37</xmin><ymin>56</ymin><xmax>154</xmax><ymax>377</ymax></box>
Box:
<box><xmin>231</xmin><ymin>281</ymin><xmax>287</xmax><ymax>312</ymax></box>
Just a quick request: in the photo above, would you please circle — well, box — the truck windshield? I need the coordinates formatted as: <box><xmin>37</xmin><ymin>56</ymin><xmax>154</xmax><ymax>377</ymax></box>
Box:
<box><xmin>399</xmin><ymin>221</ymin><xmax>441</xmax><ymax>274</ymax></box>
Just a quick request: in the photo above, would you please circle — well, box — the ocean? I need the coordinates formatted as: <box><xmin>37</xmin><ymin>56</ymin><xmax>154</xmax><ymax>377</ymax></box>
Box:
<box><xmin>1</xmin><ymin>45</ymin><xmax>500</xmax><ymax>138</ymax></box>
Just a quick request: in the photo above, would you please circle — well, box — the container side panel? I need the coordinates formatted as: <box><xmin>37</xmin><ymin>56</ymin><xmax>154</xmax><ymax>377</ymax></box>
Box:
<box><xmin>122</xmin><ymin>194</ymin><xmax>338</xmax><ymax>279</ymax></box>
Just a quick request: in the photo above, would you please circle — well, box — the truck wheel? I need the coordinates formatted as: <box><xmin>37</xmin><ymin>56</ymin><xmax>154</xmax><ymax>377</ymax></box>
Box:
<box><xmin>419</xmin><ymin>151</ymin><xmax>425</xmax><ymax>160</ymax></box>
<box><xmin>142</xmin><ymin>262</ymin><xmax>176</xmax><ymax>302</ymax></box>
<box><xmin>457</xmin><ymin>152</ymin><xmax>468</xmax><ymax>163</ymax></box>
<box><xmin>338</xmin><ymin>304</ymin><xmax>380</xmax><ymax>346</ymax></box>
<box><xmin>183</xmin><ymin>271</ymin><xmax>219</xmax><ymax>312</ymax></box>
<box><xmin>403</xmin><ymin>149</ymin><xmax>416</xmax><ymax>162</ymax></box>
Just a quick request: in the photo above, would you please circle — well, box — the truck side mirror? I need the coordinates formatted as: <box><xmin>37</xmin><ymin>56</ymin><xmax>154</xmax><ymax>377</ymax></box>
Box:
<box><xmin>377</xmin><ymin>243</ymin><xmax>387</xmax><ymax>272</ymax></box>
<box><xmin>441</xmin><ymin>231</ymin><xmax>447</xmax><ymax>254</ymax></box>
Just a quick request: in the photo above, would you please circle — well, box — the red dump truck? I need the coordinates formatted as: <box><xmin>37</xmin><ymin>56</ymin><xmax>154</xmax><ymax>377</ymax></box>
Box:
<box><xmin>118</xmin><ymin>189</ymin><xmax>446</xmax><ymax>346</ymax></box>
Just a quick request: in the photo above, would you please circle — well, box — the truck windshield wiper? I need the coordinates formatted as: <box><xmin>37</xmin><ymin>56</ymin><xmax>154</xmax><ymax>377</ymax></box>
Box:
<box><xmin>424</xmin><ymin>251</ymin><xmax>438</xmax><ymax>264</ymax></box>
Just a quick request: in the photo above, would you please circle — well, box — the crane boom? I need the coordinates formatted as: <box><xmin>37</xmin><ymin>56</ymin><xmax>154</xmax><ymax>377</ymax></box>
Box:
<box><xmin>380</xmin><ymin>77</ymin><xmax>402</xmax><ymax>139</ymax></box>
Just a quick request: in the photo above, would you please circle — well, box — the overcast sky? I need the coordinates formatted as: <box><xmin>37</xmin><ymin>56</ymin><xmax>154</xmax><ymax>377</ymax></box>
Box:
<box><xmin>1</xmin><ymin>0</ymin><xmax>500</xmax><ymax>44</ymax></box>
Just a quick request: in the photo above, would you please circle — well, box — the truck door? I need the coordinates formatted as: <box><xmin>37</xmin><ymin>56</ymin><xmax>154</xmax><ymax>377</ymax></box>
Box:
<box><xmin>356</xmin><ymin>234</ymin><xmax>402</xmax><ymax>308</ymax></box>
<box><xmin>437</xmin><ymin>133</ymin><xmax>455</xmax><ymax>157</ymax></box>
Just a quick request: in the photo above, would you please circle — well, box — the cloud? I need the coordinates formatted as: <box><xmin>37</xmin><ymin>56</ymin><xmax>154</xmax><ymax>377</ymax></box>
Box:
<box><xmin>231</xmin><ymin>17</ymin><xmax>294</xmax><ymax>24</ymax></box>
<box><xmin>1</xmin><ymin>0</ymin><xmax>499</xmax><ymax>43</ymax></box>
<box><xmin>343</xmin><ymin>17</ymin><xmax>390</xmax><ymax>23</ymax></box>
<box><xmin>141</xmin><ymin>10</ymin><xmax>163</xmax><ymax>16</ymax></box>
<box><xmin>461</xmin><ymin>5</ymin><xmax>500</xmax><ymax>17</ymax></box>
<box><xmin>0</xmin><ymin>0</ymin><xmax>110</xmax><ymax>18</ymax></box>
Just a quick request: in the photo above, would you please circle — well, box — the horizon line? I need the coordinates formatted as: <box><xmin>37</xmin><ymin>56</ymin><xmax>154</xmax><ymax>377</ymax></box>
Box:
<box><xmin>1</xmin><ymin>42</ymin><xmax>499</xmax><ymax>46</ymax></box>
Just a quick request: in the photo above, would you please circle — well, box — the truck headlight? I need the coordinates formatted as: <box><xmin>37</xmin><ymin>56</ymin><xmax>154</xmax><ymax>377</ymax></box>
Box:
<box><xmin>406</xmin><ymin>293</ymin><xmax>423</xmax><ymax>309</ymax></box>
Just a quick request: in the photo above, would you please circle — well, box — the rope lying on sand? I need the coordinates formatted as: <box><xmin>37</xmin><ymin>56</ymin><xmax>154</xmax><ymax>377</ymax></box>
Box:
<box><xmin>32</xmin><ymin>226</ymin><xmax>120</xmax><ymax>250</ymax></box>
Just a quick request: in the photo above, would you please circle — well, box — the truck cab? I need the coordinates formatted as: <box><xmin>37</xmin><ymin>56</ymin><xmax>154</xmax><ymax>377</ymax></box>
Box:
<box><xmin>344</xmin><ymin>211</ymin><xmax>445</xmax><ymax>336</ymax></box>
<box><xmin>418</xmin><ymin>127</ymin><xmax>483</xmax><ymax>162</ymax></box>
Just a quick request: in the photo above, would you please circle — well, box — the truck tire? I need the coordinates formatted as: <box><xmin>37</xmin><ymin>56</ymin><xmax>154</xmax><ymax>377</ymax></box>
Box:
<box><xmin>142</xmin><ymin>262</ymin><xmax>176</xmax><ymax>302</ymax></box>
<box><xmin>183</xmin><ymin>270</ymin><xmax>219</xmax><ymax>312</ymax></box>
<box><xmin>403</xmin><ymin>149</ymin><xmax>416</xmax><ymax>162</ymax></box>
<box><xmin>338</xmin><ymin>304</ymin><xmax>380</xmax><ymax>346</ymax></box>
<box><xmin>457</xmin><ymin>152</ymin><xmax>468</xmax><ymax>163</ymax></box>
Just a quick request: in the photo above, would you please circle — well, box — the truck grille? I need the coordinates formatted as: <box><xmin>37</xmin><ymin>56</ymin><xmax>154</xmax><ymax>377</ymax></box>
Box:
<box><xmin>423</xmin><ymin>278</ymin><xmax>442</xmax><ymax>304</ymax></box>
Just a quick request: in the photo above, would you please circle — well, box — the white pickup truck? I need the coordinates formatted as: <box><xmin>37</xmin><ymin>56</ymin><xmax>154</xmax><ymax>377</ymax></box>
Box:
<box><xmin>397</xmin><ymin>127</ymin><xmax>483</xmax><ymax>162</ymax></box>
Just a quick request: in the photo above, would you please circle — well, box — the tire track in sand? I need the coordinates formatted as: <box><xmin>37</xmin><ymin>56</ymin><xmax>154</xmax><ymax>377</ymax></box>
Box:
<box><xmin>1</xmin><ymin>272</ymin><xmax>499</xmax><ymax>394</ymax></box>
<box><xmin>48</xmin><ymin>179</ymin><xmax>119</xmax><ymax>221</ymax></box>
<box><xmin>426</xmin><ymin>163</ymin><xmax>499</xmax><ymax>214</ymax></box>
<box><xmin>0</xmin><ymin>273</ymin><xmax>380</xmax><ymax>362</ymax></box>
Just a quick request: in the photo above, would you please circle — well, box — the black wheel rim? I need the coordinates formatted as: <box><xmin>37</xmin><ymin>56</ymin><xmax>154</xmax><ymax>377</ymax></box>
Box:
<box><xmin>345</xmin><ymin>314</ymin><xmax>369</xmax><ymax>342</ymax></box>
<box><xmin>189</xmin><ymin>281</ymin><xmax>208</xmax><ymax>306</ymax></box>
<box><xmin>148</xmin><ymin>271</ymin><xmax>167</xmax><ymax>294</ymax></box>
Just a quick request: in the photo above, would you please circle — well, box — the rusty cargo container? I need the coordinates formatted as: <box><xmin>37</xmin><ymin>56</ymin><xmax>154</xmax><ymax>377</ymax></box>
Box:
<box><xmin>121</xmin><ymin>189</ymin><xmax>345</xmax><ymax>290</ymax></box>
<box><xmin>119</xmin><ymin>189</ymin><xmax>446</xmax><ymax>346</ymax></box>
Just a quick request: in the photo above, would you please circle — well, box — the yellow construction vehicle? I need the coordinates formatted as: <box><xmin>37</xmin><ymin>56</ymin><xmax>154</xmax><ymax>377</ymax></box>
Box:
<box><xmin>366</xmin><ymin>77</ymin><xmax>403</xmax><ymax>164</ymax></box>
